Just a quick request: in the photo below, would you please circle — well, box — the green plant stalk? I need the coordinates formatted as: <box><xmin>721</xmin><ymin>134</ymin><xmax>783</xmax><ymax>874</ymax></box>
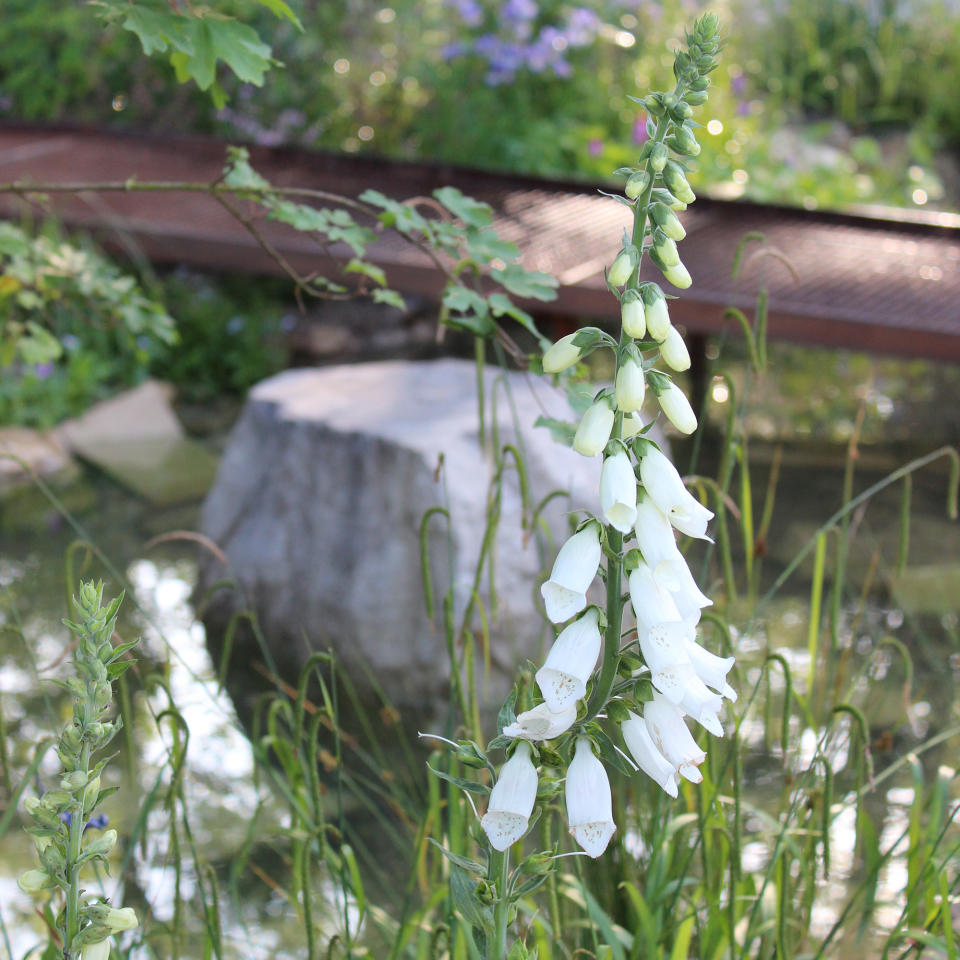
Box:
<box><xmin>492</xmin><ymin>849</ymin><xmax>511</xmax><ymax>960</ymax></box>
<box><xmin>585</xmin><ymin>98</ymin><xmax>678</xmax><ymax>720</ymax></box>
<box><xmin>64</xmin><ymin>739</ymin><xmax>91</xmax><ymax>957</ymax></box>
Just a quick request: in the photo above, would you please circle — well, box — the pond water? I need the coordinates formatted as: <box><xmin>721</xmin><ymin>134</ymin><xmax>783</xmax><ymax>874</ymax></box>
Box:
<box><xmin>1</xmin><ymin>347</ymin><xmax>958</xmax><ymax>957</ymax></box>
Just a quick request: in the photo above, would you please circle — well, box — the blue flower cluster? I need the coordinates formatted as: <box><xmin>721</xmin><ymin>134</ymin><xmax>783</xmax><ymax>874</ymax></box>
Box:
<box><xmin>443</xmin><ymin>1</ymin><xmax>607</xmax><ymax>85</ymax></box>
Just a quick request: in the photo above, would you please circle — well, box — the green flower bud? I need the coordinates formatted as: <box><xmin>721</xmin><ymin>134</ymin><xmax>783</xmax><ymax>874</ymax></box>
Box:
<box><xmin>641</xmin><ymin>285</ymin><xmax>672</xmax><ymax>342</ymax></box>
<box><xmin>652</xmin><ymin>230</ymin><xmax>680</xmax><ymax>267</ymax></box>
<box><xmin>606</xmin><ymin>699</ymin><xmax>631</xmax><ymax>724</ymax></box>
<box><xmin>83</xmin><ymin>776</ymin><xmax>101</xmax><ymax>815</ymax></box>
<box><xmin>61</xmin><ymin>770</ymin><xmax>89</xmax><ymax>793</ymax></box>
<box><xmin>650</xmin><ymin>202</ymin><xmax>686</xmax><ymax>241</ymax></box>
<box><xmin>455</xmin><ymin>741</ymin><xmax>488</xmax><ymax>769</ymax></box>
<box><xmin>674</xmin><ymin>125</ymin><xmax>701</xmax><ymax>156</ymax></box>
<box><xmin>651</xmin><ymin>187</ymin><xmax>686</xmax><ymax>212</ymax></box>
<box><xmin>520</xmin><ymin>850</ymin><xmax>556</xmax><ymax>875</ymax></box>
<box><xmin>80</xmin><ymin>941</ymin><xmax>111</xmax><ymax>960</ymax></box>
<box><xmin>542</xmin><ymin>333</ymin><xmax>582</xmax><ymax>374</ymax></box>
<box><xmin>607</xmin><ymin>245</ymin><xmax>639</xmax><ymax>287</ymax></box>
<box><xmin>643</xmin><ymin>94</ymin><xmax>665</xmax><ymax>117</ymax></box>
<box><xmin>81</xmin><ymin>828</ymin><xmax>118</xmax><ymax>861</ymax></box>
<box><xmin>620</xmin><ymin>290</ymin><xmax>646</xmax><ymax>339</ymax></box>
<box><xmin>661</xmin><ymin>92</ymin><xmax>678</xmax><ymax>111</ymax></box>
<box><xmin>685</xmin><ymin>90</ymin><xmax>708</xmax><ymax>106</ymax></box>
<box><xmin>535</xmin><ymin>777</ymin><xmax>561</xmax><ymax>801</ymax></box>
<box><xmin>661</xmin><ymin>259</ymin><xmax>692</xmax><ymax>290</ymax></box>
<box><xmin>663</xmin><ymin>162</ymin><xmax>696</xmax><ymax>204</ymax></box>
<box><xmin>690</xmin><ymin>76</ymin><xmax>710</xmax><ymax>91</ymax></box>
<box><xmin>104</xmin><ymin>907</ymin><xmax>139</xmax><ymax>933</ymax></box>
<box><xmin>624</xmin><ymin>170</ymin><xmax>650</xmax><ymax>200</ymax></box>
<box><xmin>670</xmin><ymin>101</ymin><xmax>693</xmax><ymax>122</ymax></box>
<box><xmin>26</xmin><ymin>798</ymin><xmax>62</xmax><ymax>829</ymax></box>
<box><xmin>649</xmin><ymin>142</ymin><xmax>669</xmax><ymax>173</ymax></box>
<box><xmin>660</xmin><ymin>326</ymin><xmax>691</xmax><ymax>372</ymax></box>
<box><xmin>18</xmin><ymin>869</ymin><xmax>54</xmax><ymax>895</ymax></box>
<box><xmin>615</xmin><ymin>358</ymin><xmax>646</xmax><ymax>413</ymax></box>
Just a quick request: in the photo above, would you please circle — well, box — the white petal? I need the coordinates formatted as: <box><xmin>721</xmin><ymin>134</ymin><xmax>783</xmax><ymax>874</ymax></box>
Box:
<box><xmin>486</xmin><ymin>741</ymin><xmax>538</xmax><ymax>819</ymax></box>
<box><xmin>481</xmin><ymin>811</ymin><xmax>529</xmax><ymax>851</ymax></box>
<box><xmin>565</xmin><ymin>738</ymin><xmax>616</xmax><ymax>858</ymax></box>
<box><xmin>621</xmin><ymin>712</ymin><xmax>679</xmax><ymax>797</ymax></box>
<box><xmin>641</xmin><ymin>620</ymin><xmax>692</xmax><ymax>674</ymax></box>
<box><xmin>536</xmin><ymin>611</ymin><xmax>601</xmax><ymax>712</ymax></box>
<box><xmin>644</xmin><ymin>695</ymin><xmax>706</xmax><ymax>772</ymax></box>
<box><xmin>540</xmin><ymin>581</ymin><xmax>587</xmax><ymax>625</ymax></box>
<box><xmin>600</xmin><ymin>451</ymin><xmax>638</xmax><ymax>533</ymax></box>
<box><xmin>571</xmin><ymin>820</ymin><xmax>617</xmax><ymax>859</ymax></box>
<box><xmin>629</xmin><ymin>563</ymin><xmax>682</xmax><ymax>637</ymax></box>
<box><xmin>503</xmin><ymin>702</ymin><xmax>577</xmax><ymax>741</ymax></box>
<box><xmin>573</xmin><ymin>401</ymin><xmax>615</xmax><ymax>457</ymax></box>
<box><xmin>685</xmin><ymin>639</ymin><xmax>735</xmax><ymax>694</ymax></box>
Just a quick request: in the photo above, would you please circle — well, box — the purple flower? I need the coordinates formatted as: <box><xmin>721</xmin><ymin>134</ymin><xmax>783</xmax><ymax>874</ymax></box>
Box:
<box><xmin>450</xmin><ymin>0</ymin><xmax>483</xmax><ymax>26</ymax></box>
<box><xmin>587</xmin><ymin>139</ymin><xmax>604</xmax><ymax>157</ymax></box>
<box><xmin>33</xmin><ymin>362</ymin><xmax>53</xmax><ymax>380</ymax></box>
<box><xmin>441</xmin><ymin>42</ymin><xmax>467</xmax><ymax>60</ymax></box>
<box><xmin>731</xmin><ymin>74</ymin><xmax>747</xmax><ymax>95</ymax></box>
<box><xmin>551</xmin><ymin>58</ymin><xmax>572</xmax><ymax>78</ymax></box>
<box><xmin>633</xmin><ymin>116</ymin><xmax>650</xmax><ymax>144</ymax></box>
<box><xmin>501</xmin><ymin>0</ymin><xmax>537</xmax><ymax>23</ymax></box>
<box><xmin>565</xmin><ymin>7</ymin><xmax>600</xmax><ymax>46</ymax></box>
<box><xmin>737</xmin><ymin>100</ymin><xmax>751</xmax><ymax>116</ymax></box>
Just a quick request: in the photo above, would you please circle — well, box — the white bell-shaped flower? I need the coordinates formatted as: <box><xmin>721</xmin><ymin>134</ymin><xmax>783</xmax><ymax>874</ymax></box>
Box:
<box><xmin>481</xmin><ymin>740</ymin><xmax>539</xmax><ymax>851</ymax></box>
<box><xmin>503</xmin><ymin>701</ymin><xmax>577</xmax><ymax>741</ymax></box>
<box><xmin>628</xmin><ymin>562</ymin><xmax>682</xmax><ymax>638</ymax></box>
<box><xmin>644</xmin><ymin>694</ymin><xmax>706</xmax><ymax>783</ymax></box>
<box><xmin>662</xmin><ymin>260</ymin><xmax>692</xmax><ymax>289</ymax></box>
<box><xmin>634</xmin><ymin>495</ymin><xmax>686</xmax><ymax>590</ymax></box>
<box><xmin>573</xmin><ymin>399</ymin><xmax>615</xmax><ymax>457</ymax></box>
<box><xmin>660</xmin><ymin>326</ymin><xmax>691</xmax><ymax>372</ymax></box>
<box><xmin>542</xmin><ymin>333</ymin><xmax>582</xmax><ymax>374</ymax></box>
<box><xmin>641</xmin><ymin>620</ymin><xmax>693</xmax><ymax>674</ymax></box>
<box><xmin>541</xmin><ymin>524</ymin><xmax>602</xmax><ymax>623</ymax></box>
<box><xmin>686</xmin><ymin>639</ymin><xmax>737</xmax><ymax>700</ymax></box>
<box><xmin>621</xmin><ymin>711</ymin><xmax>679</xmax><ymax>797</ymax></box>
<box><xmin>621</xmin><ymin>414</ymin><xmax>645</xmax><ymax>439</ymax></box>
<box><xmin>600</xmin><ymin>451</ymin><xmax>638</xmax><ymax>533</ymax></box>
<box><xmin>669</xmin><ymin>557</ymin><xmax>713</xmax><ymax>620</ymax></box>
<box><xmin>657</xmin><ymin>382</ymin><xmax>697</xmax><ymax>435</ymax></box>
<box><xmin>639</xmin><ymin>446</ymin><xmax>713</xmax><ymax>540</ymax></box>
<box><xmin>565</xmin><ymin>738</ymin><xmax>616</xmax><ymax>858</ymax></box>
<box><xmin>649</xmin><ymin>665</ymin><xmax>724</xmax><ymax>735</ymax></box>
<box><xmin>615</xmin><ymin>358</ymin><xmax>646</xmax><ymax>413</ymax></box>
<box><xmin>536</xmin><ymin>609</ymin><xmax>601</xmax><ymax>712</ymax></box>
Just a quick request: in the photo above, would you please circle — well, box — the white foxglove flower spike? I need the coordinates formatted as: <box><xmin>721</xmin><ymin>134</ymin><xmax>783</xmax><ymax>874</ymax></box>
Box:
<box><xmin>621</xmin><ymin>711</ymin><xmax>679</xmax><ymax>797</ymax></box>
<box><xmin>565</xmin><ymin>738</ymin><xmax>616</xmax><ymax>858</ymax></box>
<box><xmin>669</xmin><ymin>558</ymin><xmax>713</xmax><ymax>620</ymax></box>
<box><xmin>633</xmin><ymin>495</ymin><xmax>686</xmax><ymax>590</ymax></box>
<box><xmin>503</xmin><ymin>702</ymin><xmax>577</xmax><ymax>741</ymax></box>
<box><xmin>481</xmin><ymin>740</ymin><xmax>539</xmax><ymax>851</ymax></box>
<box><xmin>639</xmin><ymin>446</ymin><xmax>713</xmax><ymax>540</ymax></box>
<box><xmin>536</xmin><ymin>609</ymin><xmax>602</xmax><ymax>712</ymax></box>
<box><xmin>685</xmin><ymin>639</ymin><xmax>736</xmax><ymax>699</ymax></box>
<box><xmin>600</xmin><ymin>451</ymin><xmax>638</xmax><ymax>533</ymax></box>
<box><xmin>657</xmin><ymin>381</ymin><xmax>698</xmax><ymax>435</ymax></box>
<box><xmin>540</xmin><ymin>523</ymin><xmax>602</xmax><ymax>623</ymax></box>
<box><xmin>542</xmin><ymin>333</ymin><xmax>582</xmax><ymax>374</ymax></box>
<box><xmin>614</xmin><ymin>358</ymin><xmax>646</xmax><ymax>413</ymax></box>
<box><xmin>573</xmin><ymin>399</ymin><xmax>615</xmax><ymax>457</ymax></box>
<box><xmin>644</xmin><ymin>694</ymin><xmax>706</xmax><ymax>783</ymax></box>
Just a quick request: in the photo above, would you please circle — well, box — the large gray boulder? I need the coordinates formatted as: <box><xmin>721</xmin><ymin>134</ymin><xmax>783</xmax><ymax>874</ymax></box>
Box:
<box><xmin>195</xmin><ymin>359</ymin><xmax>662</xmax><ymax>721</ymax></box>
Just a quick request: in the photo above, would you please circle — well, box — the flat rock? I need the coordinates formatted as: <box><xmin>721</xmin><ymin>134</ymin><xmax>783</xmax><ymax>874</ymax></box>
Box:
<box><xmin>54</xmin><ymin>380</ymin><xmax>219</xmax><ymax>505</ymax></box>
<box><xmin>0</xmin><ymin>427</ymin><xmax>77</xmax><ymax>495</ymax></box>
<box><xmin>196</xmin><ymin>359</ymin><xmax>666</xmax><ymax>721</ymax></box>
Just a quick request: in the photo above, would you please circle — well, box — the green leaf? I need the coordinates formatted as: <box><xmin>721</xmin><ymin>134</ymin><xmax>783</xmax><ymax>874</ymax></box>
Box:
<box><xmin>170</xmin><ymin>17</ymin><xmax>273</xmax><ymax>93</ymax></box>
<box><xmin>591</xmin><ymin>727</ymin><xmax>636</xmax><ymax>778</ymax></box>
<box><xmin>490</xmin><ymin>263</ymin><xmax>558</xmax><ymax>302</ymax></box>
<box><xmin>450</xmin><ymin>865</ymin><xmax>495</xmax><ymax>935</ymax></box>
<box><xmin>120</xmin><ymin>6</ymin><xmax>194</xmax><ymax>56</ymax></box>
<box><xmin>426</xmin><ymin>764</ymin><xmax>491</xmax><ymax>796</ymax></box>
<box><xmin>222</xmin><ymin>147</ymin><xmax>270</xmax><ymax>191</ymax></box>
<box><xmin>465</xmin><ymin>228</ymin><xmax>519</xmax><ymax>263</ymax></box>
<box><xmin>565</xmin><ymin>380</ymin><xmax>595</xmax><ymax>415</ymax></box>
<box><xmin>17</xmin><ymin>323</ymin><xmax>62</xmax><ymax>365</ymax></box>
<box><xmin>441</xmin><ymin>285</ymin><xmax>493</xmax><ymax>335</ymax></box>
<box><xmin>433</xmin><ymin>187</ymin><xmax>494</xmax><ymax>228</ymax></box>
<box><xmin>253</xmin><ymin>0</ymin><xmax>303</xmax><ymax>29</ymax></box>
<box><xmin>359</xmin><ymin>190</ymin><xmax>429</xmax><ymax>236</ymax></box>
<box><xmin>344</xmin><ymin>259</ymin><xmax>386</xmax><ymax>287</ymax></box>
<box><xmin>107</xmin><ymin>659</ymin><xmax>136</xmax><ymax>680</ymax></box>
<box><xmin>372</xmin><ymin>289</ymin><xmax>406</xmax><ymax>310</ymax></box>
<box><xmin>267</xmin><ymin>200</ymin><xmax>375</xmax><ymax>257</ymax></box>
<box><xmin>497</xmin><ymin>683</ymin><xmax>518</xmax><ymax>735</ymax></box>
<box><xmin>428</xmin><ymin>839</ymin><xmax>486</xmax><ymax>876</ymax></box>
<box><xmin>534</xmin><ymin>416</ymin><xmax>576</xmax><ymax>447</ymax></box>
<box><xmin>106</xmin><ymin>639</ymin><xmax>140</xmax><ymax>664</ymax></box>
<box><xmin>487</xmin><ymin>293</ymin><xmax>545</xmax><ymax>345</ymax></box>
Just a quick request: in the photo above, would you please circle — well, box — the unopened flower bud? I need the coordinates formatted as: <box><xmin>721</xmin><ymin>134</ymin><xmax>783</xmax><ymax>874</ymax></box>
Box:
<box><xmin>653</xmin><ymin>230</ymin><xmax>680</xmax><ymax>267</ymax></box>
<box><xmin>661</xmin><ymin>259</ymin><xmax>692</xmax><ymax>289</ymax></box>
<box><xmin>600</xmin><ymin>452</ymin><xmax>638</xmax><ymax>534</ymax></box>
<box><xmin>615</xmin><ymin>358</ymin><xmax>646</xmax><ymax>413</ymax></box>
<box><xmin>104</xmin><ymin>907</ymin><xmax>139</xmax><ymax>933</ymax></box>
<box><xmin>61</xmin><ymin>771</ymin><xmax>88</xmax><ymax>793</ymax></box>
<box><xmin>621</xmin><ymin>291</ymin><xmax>645</xmax><ymax>339</ymax></box>
<box><xmin>668</xmin><ymin>125</ymin><xmax>700</xmax><ymax>156</ymax></box>
<box><xmin>642</xmin><ymin>286</ymin><xmax>671</xmax><ymax>342</ymax></box>
<box><xmin>608</xmin><ymin>246</ymin><xmax>639</xmax><ymax>287</ymax></box>
<box><xmin>573</xmin><ymin>400</ymin><xmax>614</xmax><ymax>458</ymax></box>
<box><xmin>657</xmin><ymin>382</ymin><xmax>698</xmax><ymax>434</ymax></box>
<box><xmin>80</xmin><ymin>942</ymin><xmax>111</xmax><ymax>960</ymax></box>
<box><xmin>82</xmin><ymin>828</ymin><xmax>118</xmax><ymax>861</ymax></box>
<box><xmin>660</xmin><ymin>326</ymin><xmax>691</xmax><ymax>371</ymax></box>
<box><xmin>542</xmin><ymin>333</ymin><xmax>582</xmax><ymax>374</ymax></box>
<box><xmin>685</xmin><ymin>90</ymin><xmax>708</xmax><ymax>106</ymax></box>
<box><xmin>650</xmin><ymin>202</ymin><xmax>686</xmax><ymax>241</ymax></box>
<box><xmin>650</xmin><ymin>142</ymin><xmax>669</xmax><ymax>172</ymax></box>
<box><xmin>652</xmin><ymin>187</ymin><xmax>686</xmax><ymax>212</ymax></box>
<box><xmin>625</xmin><ymin>171</ymin><xmax>650</xmax><ymax>200</ymax></box>
<box><xmin>663</xmin><ymin>162</ymin><xmax>696</xmax><ymax>204</ymax></box>
<box><xmin>18</xmin><ymin>868</ymin><xmax>54</xmax><ymax>895</ymax></box>
<box><xmin>82</xmin><ymin>776</ymin><xmax>101</xmax><ymax>815</ymax></box>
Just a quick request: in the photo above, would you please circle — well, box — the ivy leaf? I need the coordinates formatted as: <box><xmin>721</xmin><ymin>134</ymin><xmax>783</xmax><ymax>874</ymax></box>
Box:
<box><xmin>267</xmin><ymin>201</ymin><xmax>375</xmax><ymax>257</ymax></box>
<box><xmin>359</xmin><ymin>190</ymin><xmax>429</xmax><ymax>236</ymax></box>
<box><xmin>17</xmin><ymin>323</ymin><xmax>62</xmax><ymax>365</ymax></box>
<box><xmin>433</xmin><ymin>187</ymin><xmax>494</xmax><ymax>228</ymax></box>
<box><xmin>441</xmin><ymin>285</ymin><xmax>493</xmax><ymax>335</ymax></box>
<box><xmin>490</xmin><ymin>263</ymin><xmax>558</xmax><ymax>302</ymax></box>
<box><xmin>534</xmin><ymin>416</ymin><xmax>576</xmax><ymax>447</ymax></box>
<box><xmin>487</xmin><ymin>293</ymin><xmax>546</xmax><ymax>345</ymax></box>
